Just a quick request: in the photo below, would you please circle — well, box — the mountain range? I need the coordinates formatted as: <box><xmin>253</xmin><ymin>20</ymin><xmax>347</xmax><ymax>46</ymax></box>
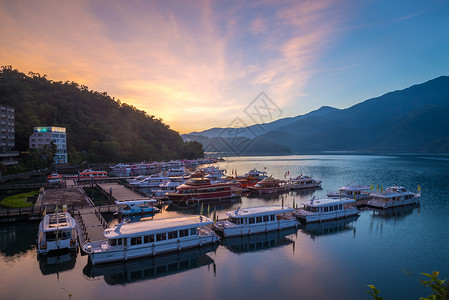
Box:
<box><xmin>183</xmin><ymin>76</ymin><xmax>449</xmax><ymax>155</ymax></box>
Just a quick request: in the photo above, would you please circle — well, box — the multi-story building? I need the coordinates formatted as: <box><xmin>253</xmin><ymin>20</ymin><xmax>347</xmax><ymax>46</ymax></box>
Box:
<box><xmin>0</xmin><ymin>105</ymin><xmax>18</xmax><ymax>166</ymax></box>
<box><xmin>29</xmin><ymin>127</ymin><xmax>67</xmax><ymax>164</ymax></box>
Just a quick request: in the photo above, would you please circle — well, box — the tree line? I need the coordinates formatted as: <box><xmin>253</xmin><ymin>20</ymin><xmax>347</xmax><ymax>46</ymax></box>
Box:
<box><xmin>0</xmin><ymin>66</ymin><xmax>203</xmax><ymax>173</ymax></box>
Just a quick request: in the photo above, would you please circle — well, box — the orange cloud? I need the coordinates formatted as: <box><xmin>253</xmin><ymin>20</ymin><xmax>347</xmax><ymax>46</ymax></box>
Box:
<box><xmin>0</xmin><ymin>0</ymin><xmax>345</xmax><ymax>133</ymax></box>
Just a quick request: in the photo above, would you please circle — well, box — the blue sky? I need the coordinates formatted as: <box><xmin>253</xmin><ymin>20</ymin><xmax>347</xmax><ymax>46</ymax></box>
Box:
<box><xmin>1</xmin><ymin>0</ymin><xmax>448</xmax><ymax>133</ymax></box>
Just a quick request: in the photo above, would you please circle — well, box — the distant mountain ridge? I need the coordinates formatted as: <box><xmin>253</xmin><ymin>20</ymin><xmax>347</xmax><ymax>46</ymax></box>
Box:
<box><xmin>184</xmin><ymin>76</ymin><xmax>449</xmax><ymax>154</ymax></box>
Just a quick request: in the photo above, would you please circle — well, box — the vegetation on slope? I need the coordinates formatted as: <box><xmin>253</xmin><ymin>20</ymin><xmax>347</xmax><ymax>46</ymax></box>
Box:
<box><xmin>0</xmin><ymin>66</ymin><xmax>203</xmax><ymax>165</ymax></box>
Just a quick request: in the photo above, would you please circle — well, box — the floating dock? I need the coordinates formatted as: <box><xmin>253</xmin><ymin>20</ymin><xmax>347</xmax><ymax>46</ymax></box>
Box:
<box><xmin>96</xmin><ymin>182</ymin><xmax>152</xmax><ymax>202</ymax></box>
<box><xmin>75</xmin><ymin>205</ymin><xmax>116</xmax><ymax>246</ymax></box>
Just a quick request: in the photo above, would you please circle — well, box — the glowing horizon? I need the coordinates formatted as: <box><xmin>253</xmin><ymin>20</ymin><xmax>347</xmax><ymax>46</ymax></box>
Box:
<box><xmin>1</xmin><ymin>0</ymin><xmax>448</xmax><ymax>133</ymax></box>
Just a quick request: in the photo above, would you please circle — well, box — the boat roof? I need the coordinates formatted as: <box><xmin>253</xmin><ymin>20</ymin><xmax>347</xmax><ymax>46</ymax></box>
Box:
<box><xmin>339</xmin><ymin>185</ymin><xmax>370</xmax><ymax>191</ymax></box>
<box><xmin>303</xmin><ymin>198</ymin><xmax>355</xmax><ymax>207</ymax></box>
<box><xmin>104</xmin><ymin>216</ymin><xmax>213</xmax><ymax>238</ymax></box>
<box><xmin>115</xmin><ymin>199</ymin><xmax>157</xmax><ymax>205</ymax></box>
<box><xmin>370</xmin><ymin>186</ymin><xmax>415</xmax><ymax>198</ymax></box>
<box><xmin>226</xmin><ymin>205</ymin><xmax>294</xmax><ymax>218</ymax></box>
<box><xmin>40</xmin><ymin>212</ymin><xmax>76</xmax><ymax>231</ymax></box>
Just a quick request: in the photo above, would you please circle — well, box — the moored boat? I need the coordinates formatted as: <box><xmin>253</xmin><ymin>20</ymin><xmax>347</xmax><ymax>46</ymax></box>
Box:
<box><xmin>367</xmin><ymin>186</ymin><xmax>420</xmax><ymax>209</ymax></box>
<box><xmin>247</xmin><ymin>177</ymin><xmax>289</xmax><ymax>194</ymax></box>
<box><xmin>114</xmin><ymin>200</ymin><xmax>159</xmax><ymax>216</ymax></box>
<box><xmin>129</xmin><ymin>174</ymin><xmax>170</xmax><ymax>189</ymax></box>
<box><xmin>166</xmin><ymin>178</ymin><xmax>241</xmax><ymax>203</ymax></box>
<box><xmin>47</xmin><ymin>172</ymin><xmax>63</xmax><ymax>184</ymax></box>
<box><xmin>37</xmin><ymin>212</ymin><xmax>78</xmax><ymax>255</ymax></box>
<box><xmin>327</xmin><ymin>185</ymin><xmax>372</xmax><ymax>201</ymax></box>
<box><xmin>212</xmin><ymin>205</ymin><xmax>298</xmax><ymax>237</ymax></box>
<box><xmin>82</xmin><ymin>215</ymin><xmax>219</xmax><ymax>265</ymax></box>
<box><xmin>293</xmin><ymin>197</ymin><xmax>359</xmax><ymax>223</ymax></box>
<box><xmin>287</xmin><ymin>174</ymin><xmax>322</xmax><ymax>190</ymax></box>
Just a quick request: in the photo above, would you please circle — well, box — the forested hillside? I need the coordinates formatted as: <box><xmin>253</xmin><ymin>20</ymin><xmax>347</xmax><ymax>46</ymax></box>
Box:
<box><xmin>0</xmin><ymin>66</ymin><xmax>203</xmax><ymax>163</ymax></box>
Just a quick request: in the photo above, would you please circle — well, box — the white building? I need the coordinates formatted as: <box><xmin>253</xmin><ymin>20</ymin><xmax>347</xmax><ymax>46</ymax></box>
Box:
<box><xmin>29</xmin><ymin>127</ymin><xmax>67</xmax><ymax>164</ymax></box>
<box><xmin>0</xmin><ymin>105</ymin><xmax>18</xmax><ymax>166</ymax></box>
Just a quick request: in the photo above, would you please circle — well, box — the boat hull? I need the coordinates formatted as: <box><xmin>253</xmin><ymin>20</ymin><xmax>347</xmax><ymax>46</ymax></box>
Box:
<box><xmin>213</xmin><ymin>219</ymin><xmax>298</xmax><ymax>237</ymax></box>
<box><xmin>367</xmin><ymin>198</ymin><xmax>419</xmax><ymax>209</ymax></box>
<box><xmin>293</xmin><ymin>209</ymin><xmax>359</xmax><ymax>223</ymax></box>
<box><xmin>85</xmin><ymin>234</ymin><xmax>218</xmax><ymax>266</ymax></box>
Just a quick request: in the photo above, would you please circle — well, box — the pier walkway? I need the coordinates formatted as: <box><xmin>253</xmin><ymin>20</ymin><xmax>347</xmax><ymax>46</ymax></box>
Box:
<box><xmin>75</xmin><ymin>205</ymin><xmax>116</xmax><ymax>246</ymax></box>
<box><xmin>96</xmin><ymin>182</ymin><xmax>152</xmax><ymax>203</ymax></box>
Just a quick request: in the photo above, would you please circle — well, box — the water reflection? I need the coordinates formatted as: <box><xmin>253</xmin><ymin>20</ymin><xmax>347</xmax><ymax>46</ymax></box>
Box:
<box><xmin>0</xmin><ymin>221</ymin><xmax>38</xmax><ymax>258</ymax></box>
<box><xmin>370</xmin><ymin>203</ymin><xmax>420</xmax><ymax>220</ymax></box>
<box><xmin>38</xmin><ymin>252</ymin><xmax>77</xmax><ymax>276</ymax></box>
<box><xmin>165</xmin><ymin>198</ymin><xmax>242</xmax><ymax>215</ymax></box>
<box><xmin>220</xmin><ymin>227</ymin><xmax>297</xmax><ymax>254</ymax></box>
<box><xmin>299</xmin><ymin>215</ymin><xmax>359</xmax><ymax>239</ymax></box>
<box><xmin>83</xmin><ymin>244</ymin><xmax>218</xmax><ymax>286</ymax></box>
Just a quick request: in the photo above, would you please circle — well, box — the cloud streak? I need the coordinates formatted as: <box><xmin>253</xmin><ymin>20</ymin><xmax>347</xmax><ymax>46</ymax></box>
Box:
<box><xmin>0</xmin><ymin>0</ymin><xmax>345</xmax><ymax>132</ymax></box>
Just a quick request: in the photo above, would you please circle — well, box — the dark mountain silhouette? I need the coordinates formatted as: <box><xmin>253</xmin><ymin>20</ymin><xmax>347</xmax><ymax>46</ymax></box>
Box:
<box><xmin>186</xmin><ymin>76</ymin><xmax>449</xmax><ymax>154</ymax></box>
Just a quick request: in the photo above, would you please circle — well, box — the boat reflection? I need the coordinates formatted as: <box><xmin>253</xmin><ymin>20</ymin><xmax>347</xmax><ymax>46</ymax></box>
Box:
<box><xmin>165</xmin><ymin>198</ymin><xmax>241</xmax><ymax>214</ymax></box>
<box><xmin>38</xmin><ymin>251</ymin><xmax>77</xmax><ymax>275</ymax></box>
<box><xmin>221</xmin><ymin>227</ymin><xmax>297</xmax><ymax>254</ymax></box>
<box><xmin>83</xmin><ymin>244</ymin><xmax>218</xmax><ymax>286</ymax></box>
<box><xmin>299</xmin><ymin>215</ymin><xmax>359</xmax><ymax>239</ymax></box>
<box><xmin>370</xmin><ymin>203</ymin><xmax>420</xmax><ymax>219</ymax></box>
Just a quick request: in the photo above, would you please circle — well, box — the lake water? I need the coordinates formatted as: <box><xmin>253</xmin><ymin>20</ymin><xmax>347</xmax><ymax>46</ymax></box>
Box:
<box><xmin>1</xmin><ymin>154</ymin><xmax>449</xmax><ymax>299</ymax></box>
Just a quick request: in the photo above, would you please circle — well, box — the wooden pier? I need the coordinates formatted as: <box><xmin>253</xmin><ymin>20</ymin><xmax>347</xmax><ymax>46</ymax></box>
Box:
<box><xmin>75</xmin><ymin>205</ymin><xmax>117</xmax><ymax>246</ymax></box>
<box><xmin>96</xmin><ymin>182</ymin><xmax>153</xmax><ymax>203</ymax></box>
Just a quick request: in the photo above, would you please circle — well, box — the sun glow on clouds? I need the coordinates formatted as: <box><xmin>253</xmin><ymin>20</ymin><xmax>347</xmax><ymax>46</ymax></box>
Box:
<box><xmin>0</xmin><ymin>0</ymin><xmax>344</xmax><ymax>133</ymax></box>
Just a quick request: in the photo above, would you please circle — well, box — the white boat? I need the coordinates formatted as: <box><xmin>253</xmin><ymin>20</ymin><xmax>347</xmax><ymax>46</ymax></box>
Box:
<box><xmin>127</xmin><ymin>175</ymin><xmax>149</xmax><ymax>185</ymax></box>
<box><xmin>47</xmin><ymin>172</ymin><xmax>64</xmax><ymax>184</ymax></box>
<box><xmin>153</xmin><ymin>178</ymin><xmax>185</xmax><ymax>197</ymax></box>
<box><xmin>114</xmin><ymin>200</ymin><xmax>159</xmax><ymax>216</ymax></box>
<box><xmin>129</xmin><ymin>174</ymin><xmax>170</xmax><ymax>189</ymax></box>
<box><xmin>287</xmin><ymin>174</ymin><xmax>322</xmax><ymax>189</ymax></box>
<box><xmin>293</xmin><ymin>197</ymin><xmax>359</xmax><ymax>223</ymax></box>
<box><xmin>327</xmin><ymin>185</ymin><xmax>372</xmax><ymax>200</ymax></box>
<box><xmin>243</xmin><ymin>169</ymin><xmax>268</xmax><ymax>180</ymax></box>
<box><xmin>212</xmin><ymin>205</ymin><xmax>298</xmax><ymax>237</ymax></box>
<box><xmin>367</xmin><ymin>186</ymin><xmax>420</xmax><ymax>209</ymax></box>
<box><xmin>110</xmin><ymin>163</ymin><xmax>131</xmax><ymax>176</ymax></box>
<box><xmin>165</xmin><ymin>167</ymin><xmax>186</xmax><ymax>177</ymax></box>
<box><xmin>37</xmin><ymin>212</ymin><xmax>78</xmax><ymax>255</ymax></box>
<box><xmin>82</xmin><ymin>215</ymin><xmax>219</xmax><ymax>265</ymax></box>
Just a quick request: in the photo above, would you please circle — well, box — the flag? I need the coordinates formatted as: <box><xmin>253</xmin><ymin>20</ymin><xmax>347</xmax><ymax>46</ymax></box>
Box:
<box><xmin>42</xmin><ymin>207</ymin><xmax>46</xmax><ymax>216</ymax></box>
<box><xmin>376</xmin><ymin>184</ymin><xmax>379</xmax><ymax>191</ymax></box>
<box><xmin>207</xmin><ymin>203</ymin><xmax>210</xmax><ymax>216</ymax></box>
<box><xmin>213</xmin><ymin>208</ymin><xmax>216</xmax><ymax>224</ymax></box>
<box><xmin>381</xmin><ymin>185</ymin><xmax>383</xmax><ymax>193</ymax></box>
<box><xmin>200</xmin><ymin>203</ymin><xmax>203</xmax><ymax>215</ymax></box>
<box><xmin>418</xmin><ymin>184</ymin><xmax>421</xmax><ymax>191</ymax></box>
<box><xmin>63</xmin><ymin>205</ymin><xmax>67</xmax><ymax>212</ymax></box>
<box><xmin>370</xmin><ymin>184</ymin><xmax>373</xmax><ymax>191</ymax></box>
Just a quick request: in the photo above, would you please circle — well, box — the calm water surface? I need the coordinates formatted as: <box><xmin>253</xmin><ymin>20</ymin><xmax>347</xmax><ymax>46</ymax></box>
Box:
<box><xmin>1</xmin><ymin>154</ymin><xmax>449</xmax><ymax>300</ymax></box>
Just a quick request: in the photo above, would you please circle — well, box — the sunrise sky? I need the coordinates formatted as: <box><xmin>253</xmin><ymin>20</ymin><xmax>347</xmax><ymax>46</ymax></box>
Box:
<box><xmin>1</xmin><ymin>0</ymin><xmax>448</xmax><ymax>133</ymax></box>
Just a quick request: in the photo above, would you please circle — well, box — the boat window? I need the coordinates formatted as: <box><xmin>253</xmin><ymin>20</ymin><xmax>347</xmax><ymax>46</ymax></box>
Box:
<box><xmin>339</xmin><ymin>204</ymin><xmax>342</xmax><ymax>210</ymax></box>
<box><xmin>109</xmin><ymin>239</ymin><xmax>117</xmax><ymax>246</ymax></box>
<box><xmin>168</xmin><ymin>231</ymin><xmax>178</xmax><ymax>239</ymax></box>
<box><xmin>270</xmin><ymin>215</ymin><xmax>275</xmax><ymax>221</ymax></box>
<box><xmin>144</xmin><ymin>235</ymin><xmax>154</xmax><ymax>243</ymax></box>
<box><xmin>156</xmin><ymin>233</ymin><xmax>167</xmax><ymax>241</ymax></box>
<box><xmin>248</xmin><ymin>218</ymin><xmax>255</xmax><ymax>224</ymax></box>
<box><xmin>123</xmin><ymin>238</ymin><xmax>127</xmax><ymax>246</ymax></box>
<box><xmin>263</xmin><ymin>216</ymin><xmax>269</xmax><ymax>222</ymax></box>
<box><xmin>179</xmin><ymin>229</ymin><xmax>189</xmax><ymax>237</ymax></box>
<box><xmin>329</xmin><ymin>206</ymin><xmax>334</xmax><ymax>212</ymax></box>
<box><xmin>334</xmin><ymin>205</ymin><xmax>338</xmax><ymax>211</ymax></box>
<box><xmin>256</xmin><ymin>216</ymin><xmax>262</xmax><ymax>223</ymax></box>
<box><xmin>190</xmin><ymin>228</ymin><xmax>197</xmax><ymax>235</ymax></box>
<box><xmin>45</xmin><ymin>232</ymin><xmax>57</xmax><ymax>241</ymax></box>
<box><xmin>131</xmin><ymin>237</ymin><xmax>142</xmax><ymax>246</ymax></box>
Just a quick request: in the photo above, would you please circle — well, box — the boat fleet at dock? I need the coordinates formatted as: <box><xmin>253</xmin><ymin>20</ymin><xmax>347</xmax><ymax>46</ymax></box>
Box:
<box><xmin>38</xmin><ymin>163</ymin><xmax>421</xmax><ymax>269</ymax></box>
